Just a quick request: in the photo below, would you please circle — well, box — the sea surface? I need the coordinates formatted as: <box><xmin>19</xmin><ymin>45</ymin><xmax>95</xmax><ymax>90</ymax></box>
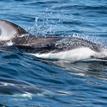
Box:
<box><xmin>0</xmin><ymin>0</ymin><xmax>107</xmax><ymax>107</ymax></box>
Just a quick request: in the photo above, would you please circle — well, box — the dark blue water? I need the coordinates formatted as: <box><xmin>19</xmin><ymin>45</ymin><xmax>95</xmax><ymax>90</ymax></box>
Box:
<box><xmin>0</xmin><ymin>0</ymin><xmax>107</xmax><ymax>107</ymax></box>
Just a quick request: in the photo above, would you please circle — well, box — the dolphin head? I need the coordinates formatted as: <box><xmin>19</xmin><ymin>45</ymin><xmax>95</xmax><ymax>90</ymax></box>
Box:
<box><xmin>0</xmin><ymin>20</ymin><xmax>27</xmax><ymax>41</ymax></box>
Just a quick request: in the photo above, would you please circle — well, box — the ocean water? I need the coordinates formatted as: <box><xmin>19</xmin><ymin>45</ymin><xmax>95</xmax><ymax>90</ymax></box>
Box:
<box><xmin>0</xmin><ymin>0</ymin><xmax>107</xmax><ymax>107</ymax></box>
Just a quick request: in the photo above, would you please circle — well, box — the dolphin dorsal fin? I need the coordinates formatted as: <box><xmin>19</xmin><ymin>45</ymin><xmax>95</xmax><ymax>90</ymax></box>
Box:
<box><xmin>0</xmin><ymin>20</ymin><xmax>27</xmax><ymax>41</ymax></box>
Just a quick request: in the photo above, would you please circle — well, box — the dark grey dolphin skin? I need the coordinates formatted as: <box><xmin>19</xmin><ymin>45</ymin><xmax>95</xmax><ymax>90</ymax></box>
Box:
<box><xmin>0</xmin><ymin>20</ymin><xmax>102</xmax><ymax>54</ymax></box>
<box><xmin>13</xmin><ymin>36</ymin><xmax>101</xmax><ymax>53</ymax></box>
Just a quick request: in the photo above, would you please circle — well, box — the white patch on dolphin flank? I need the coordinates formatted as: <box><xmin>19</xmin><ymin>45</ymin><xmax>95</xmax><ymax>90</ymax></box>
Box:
<box><xmin>29</xmin><ymin>47</ymin><xmax>98</xmax><ymax>62</ymax></box>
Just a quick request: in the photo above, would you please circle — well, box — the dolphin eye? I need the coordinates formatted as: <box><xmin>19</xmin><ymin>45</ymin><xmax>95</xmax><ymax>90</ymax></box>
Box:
<box><xmin>90</xmin><ymin>55</ymin><xmax>94</xmax><ymax>58</ymax></box>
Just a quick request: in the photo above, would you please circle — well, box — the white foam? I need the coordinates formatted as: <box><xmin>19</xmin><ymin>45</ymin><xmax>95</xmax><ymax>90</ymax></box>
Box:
<box><xmin>6</xmin><ymin>40</ymin><xmax>14</xmax><ymax>46</ymax></box>
<box><xmin>21</xmin><ymin>92</ymin><xmax>32</xmax><ymax>99</ymax></box>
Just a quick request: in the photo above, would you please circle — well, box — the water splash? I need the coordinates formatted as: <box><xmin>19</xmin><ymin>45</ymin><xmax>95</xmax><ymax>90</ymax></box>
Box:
<box><xmin>28</xmin><ymin>15</ymin><xmax>57</xmax><ymax>37</ymax></box>
<box><xmin>72</xmin><ymin>33</ymin><xmax>107</xmax><ymax>47</ymax></box>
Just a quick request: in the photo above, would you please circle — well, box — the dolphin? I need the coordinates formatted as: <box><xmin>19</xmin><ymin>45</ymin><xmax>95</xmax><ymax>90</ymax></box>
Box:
<box><xmin>0</xmin><ymin>19</ymin><xmax>107</xmax><ymax>62</ymax></box>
